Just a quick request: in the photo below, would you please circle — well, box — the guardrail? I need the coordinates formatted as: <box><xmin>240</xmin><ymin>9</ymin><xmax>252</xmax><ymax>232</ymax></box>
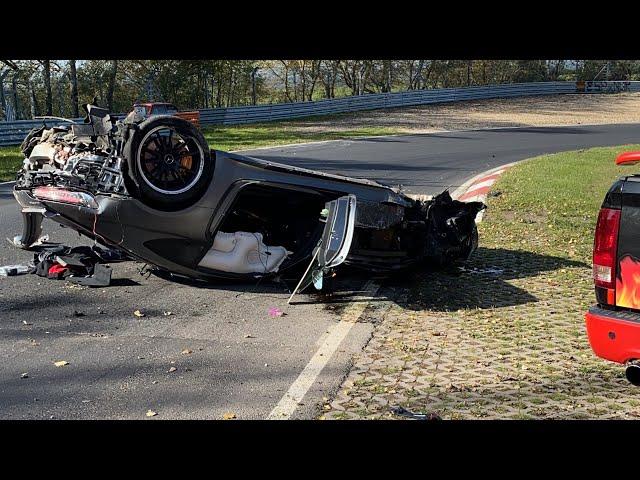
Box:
<box><xmin>1</xmin><ymin>81</ymin><xmax>639</xmax><ymax>147</ymax></box>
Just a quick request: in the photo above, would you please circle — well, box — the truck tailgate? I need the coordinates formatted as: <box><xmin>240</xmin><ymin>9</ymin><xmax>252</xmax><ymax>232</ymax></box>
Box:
<box><xmin>616</xmin><ymin>176</ymin><xmax>640</xmax><ymax>309</ymax></box>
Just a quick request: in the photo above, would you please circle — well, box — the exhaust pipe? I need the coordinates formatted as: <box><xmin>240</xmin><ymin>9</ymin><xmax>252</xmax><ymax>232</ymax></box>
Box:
<box><xmin>625</xmin><ymin>361</ymin><xmax>640</xmax><ymax>386</ymax></box>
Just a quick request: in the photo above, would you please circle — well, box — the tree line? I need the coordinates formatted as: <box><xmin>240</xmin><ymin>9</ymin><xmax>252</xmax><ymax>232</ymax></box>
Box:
<box><xmin>1</xmin><ymin>60</ymin><xmax>639</xmax><ymax>121</ymax></box>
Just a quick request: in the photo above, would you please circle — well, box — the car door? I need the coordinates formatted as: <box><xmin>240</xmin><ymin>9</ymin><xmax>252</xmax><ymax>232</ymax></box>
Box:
<box><xmin>288</xmin><ymin>194</ymin><xmax>356</xmax><ymax>303</ymax></box>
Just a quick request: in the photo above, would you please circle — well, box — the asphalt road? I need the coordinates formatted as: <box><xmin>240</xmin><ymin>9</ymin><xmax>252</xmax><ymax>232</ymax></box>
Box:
<box><xmin>1</xmin><ymin>123</ymin><xmax>639</xmax><ymax>420</ymax></box>
<box><xmin>241</xmin><ymin>123</ymin><xmax>640</xmax><ymax>194</ymax></box>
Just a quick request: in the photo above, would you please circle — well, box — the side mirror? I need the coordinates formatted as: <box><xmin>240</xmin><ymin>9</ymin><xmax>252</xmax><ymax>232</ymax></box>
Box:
<box><xmin>616</xmin><ymin>151</ymin><xmax>640</xmax><ymax>166</ymax></box>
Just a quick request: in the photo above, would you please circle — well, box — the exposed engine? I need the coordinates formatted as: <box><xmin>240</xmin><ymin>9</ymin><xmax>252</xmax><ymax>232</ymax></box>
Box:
<box><xmin>16</xmin><ymin>108</ymin><xmax>128</xmax><ymax>197</ymax></box>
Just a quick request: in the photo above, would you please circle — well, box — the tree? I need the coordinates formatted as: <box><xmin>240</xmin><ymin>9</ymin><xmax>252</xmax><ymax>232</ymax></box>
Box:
<box><xmin>69</xmin><ymin>59</ymin><xmax>79</xmax><ymax>117</ymax></box>
<box><xmin>106</xmin><ymin>60</ymin><xmax>118</xmax><ymax>111</ymax></box>
<box><xmin>42</xmin><ymin>59</ymin><xmax>52</xmax><ymax>115</ymax></box>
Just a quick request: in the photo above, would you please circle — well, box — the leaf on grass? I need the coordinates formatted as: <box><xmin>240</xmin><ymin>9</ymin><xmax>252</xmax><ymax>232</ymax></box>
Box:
<box><xmin>54</xmin><ymin>360</ymin><xmax>69</xmax><ymax>367</ymax></box>
<box><xmin>146</xmin><ymin>410</ymin><xmax>158</xmax><ymax>417</ymax></box>
<box><xmin>133</xmin><ymin>310</ymin><xmax>145</xmax><ymax>318</ymax></box>
<box><xmin>222</xmin><ymin>412</ymin><xmax>237</xmax><ymax>420</ymax></box>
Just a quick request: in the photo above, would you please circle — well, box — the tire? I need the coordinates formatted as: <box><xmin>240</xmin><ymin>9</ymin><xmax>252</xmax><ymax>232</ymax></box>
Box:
<box><xmin>123</xmin><ymin>115</ymin><xmax>213</xmax><ymax>210</ymax></box>
<box><xmin>14</xmin><ymin>211</ymin><xmax>43</xmax><ymax>250</ymax></box>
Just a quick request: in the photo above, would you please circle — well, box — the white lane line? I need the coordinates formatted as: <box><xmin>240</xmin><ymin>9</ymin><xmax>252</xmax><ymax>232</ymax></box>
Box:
<box><xmin>267</xmin><ymin>280</ymin><xmax>381</xmax><ymax>420</ymax></box>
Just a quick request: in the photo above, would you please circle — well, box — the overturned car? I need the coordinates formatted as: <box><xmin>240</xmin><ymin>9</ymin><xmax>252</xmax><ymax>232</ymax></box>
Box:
<box><xmin>12</xmin><ymin>104</ymin><xmax>485</xmax><ymax>296</ymax></box>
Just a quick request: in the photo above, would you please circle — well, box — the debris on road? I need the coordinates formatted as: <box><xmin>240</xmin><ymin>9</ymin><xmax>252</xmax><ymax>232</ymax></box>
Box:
<box><xmin>390</xmin><ymin>406</ymin><xmax>441</xmax><ymax>420</ymax></box>
<box><xmin>53</xmin><ymin>360</ymin><xmax>69</xmax><ymax>367</ymax></box>
<box><xmin>180</xmin><ymin>349</ymin><xmax>192</xmax><ymax>355</ymax></box>
<box><xmin>8</xmin><ymin>234</ymin><xmax>49</xmax><ymax>249</ymax></box>
<box><xmin>222</xmin><ymin>412</ymin><xmax>237</xmax><ymax>420</ymax></box>
<box><xmin>163</xmin><ymin>311</ymin><xmax>174</xmax><ymax>316</ymax></box>
<box><xmin>457</xmin><ymin>266</ymin><xmax>504</xmax><ymax>276</ymax></box>
<box><xmin>29</xmin><ymin>244</ymin><xmax>123</xmax><ymax>286</ymax></box>
<box><xmin>20</xmin><ymin>373</ymin><xmax>29</xmax><ymax>379</ymax></box>
<box><xmin>268</xmin><ymin>307</ymin><xmax>285</xmax><ymax>318</ymax></box>
<box><xmin>133</xmin><ymin>310</ymin><xmax>145</xmax><ymax>318</ymax></box>
<box><xmin>168</xmin><ymin>366</ymin><xmax>177</xmax><ymax>373</ymax></box>
<box><xmin>0</xmin><ymin>265</ymin><xmax>30</xmax><ymax>277</ymax></box>
<box><xmin>145</xmin><ymin>410</ymin><xmax>158</xmax><ymax>417</ymax></box>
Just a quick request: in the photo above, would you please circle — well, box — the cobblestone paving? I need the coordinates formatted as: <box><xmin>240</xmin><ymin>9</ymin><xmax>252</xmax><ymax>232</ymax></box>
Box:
<box><xmin>323</xmin><ymin>246</ymin><xmax>640</xmax><ymax>419</ymax></box>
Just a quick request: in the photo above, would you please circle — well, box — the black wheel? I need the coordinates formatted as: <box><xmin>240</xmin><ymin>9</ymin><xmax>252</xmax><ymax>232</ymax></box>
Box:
<box><xmin>123</xmin><ymin>116</ymin><xmax>213</xmax><ymax>210</ymax></box>
<box><xmin>14</xmin><ymin>211</ymin><xmax>43</xmax><ymax>250</ymax></box>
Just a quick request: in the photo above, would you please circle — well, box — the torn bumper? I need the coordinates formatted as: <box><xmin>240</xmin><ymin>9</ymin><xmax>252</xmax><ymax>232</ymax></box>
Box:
<box><xmin>585</xmin><ymin>305</ymin><xmax>640</xmax><ymax>364</ymax></box>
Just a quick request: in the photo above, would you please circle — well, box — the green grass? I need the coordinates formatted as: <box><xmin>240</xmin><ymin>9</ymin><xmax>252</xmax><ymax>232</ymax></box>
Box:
<box><xmin>0</xmin><ymin>122</ymin><xmax>400</xmax><ymax>181</ymax></box>
<box><xmin>480</xmin><ymin>145</ymin><xmax>640</xmax><ymax>263</ymax></box>
<box><xmin>0</xmin><ymin>146</ymin><xmax>21</xmax><ymax>182</ymax></box>
<box><xmin>200</xmin><ymin>123</ymin><xmax>399</xmax><ymax>152</ymax></box>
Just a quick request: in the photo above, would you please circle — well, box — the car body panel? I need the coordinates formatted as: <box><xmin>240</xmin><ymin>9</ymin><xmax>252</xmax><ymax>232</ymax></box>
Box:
<box><xmin>13</xmin><ymin>108</ymin><xmax>484</xmax><ymax>286</ymax></box>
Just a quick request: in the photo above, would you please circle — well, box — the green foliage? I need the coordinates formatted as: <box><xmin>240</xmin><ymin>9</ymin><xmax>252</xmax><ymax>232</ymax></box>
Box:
<box><xmin>4</xmin><ymin>60</ymin><xmax>638</xmax><ymax>122</ymax></box>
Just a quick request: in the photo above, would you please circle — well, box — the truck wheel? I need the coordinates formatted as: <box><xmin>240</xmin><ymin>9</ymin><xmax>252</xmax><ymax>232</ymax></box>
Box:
<box><xmin>124</xmin><ymin>116</ymin><xmax>213</xmax><ymax>210</ymax></box>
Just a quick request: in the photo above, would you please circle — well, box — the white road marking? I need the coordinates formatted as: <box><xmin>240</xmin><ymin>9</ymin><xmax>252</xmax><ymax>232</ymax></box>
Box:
<box><xmin>267</xmin><ymin>280</ymin><xmax>381</xmax><ymax>420</ymax></box>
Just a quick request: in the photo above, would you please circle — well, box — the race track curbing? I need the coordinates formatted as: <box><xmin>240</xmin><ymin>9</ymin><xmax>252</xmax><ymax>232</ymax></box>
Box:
<box><xmin>451</xmin><ymin>162</ymin><xmax>520</xmax><ymax>223</ymax></box>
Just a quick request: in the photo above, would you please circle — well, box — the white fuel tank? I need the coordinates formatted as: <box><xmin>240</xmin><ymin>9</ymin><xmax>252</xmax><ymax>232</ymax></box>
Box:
<box><xmin>198</xmin><ymin>231</ymin><xmax>289</xmax><ymax>274</ymax></box>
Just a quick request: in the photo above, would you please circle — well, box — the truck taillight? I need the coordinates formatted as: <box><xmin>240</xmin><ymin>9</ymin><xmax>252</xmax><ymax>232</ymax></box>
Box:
<box><xmin>593</xmin><ymin>207</ymin><xmax>621</xmax><ymax>289</ymax></box>
<box><xmin>33</xmin><ymin>187</ymin><xmax>98</xmax><ymax>209</ymax></box>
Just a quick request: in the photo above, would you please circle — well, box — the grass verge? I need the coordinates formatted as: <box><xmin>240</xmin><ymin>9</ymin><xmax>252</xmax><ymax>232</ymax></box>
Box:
<box><xmin>0</xmin><ymin>122</ymin><xmax>400</xmax><ymax>182</ymax></box>
<box><xmin>200</xmin><ymin>123</ymin><xmax>399</xmax><ymax>152</ymax></box>
<box><xmin>480</xmin><ymin>145</ymin><xmax>638</xmax><ymax>263</ymax></box>
<box><xmin>0</xmin><ymin>146</ymin><xmax>21</xmax><ymax>182</ymax></box>
<box><xmin>326</xmin><ymin>145</ymin><xmax>640</xmax><ymax>420</ymax></box>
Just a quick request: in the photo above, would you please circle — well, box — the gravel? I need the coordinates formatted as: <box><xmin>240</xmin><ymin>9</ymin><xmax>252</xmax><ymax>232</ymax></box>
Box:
<box><xmin>287</xmin><ymin>93</ymin><xmax>640</xmax><ymax>133</ymax></box>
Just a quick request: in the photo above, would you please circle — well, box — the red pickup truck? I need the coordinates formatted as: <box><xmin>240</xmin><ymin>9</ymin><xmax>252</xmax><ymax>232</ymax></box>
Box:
<box><xmin>131</xmin><ymin>102</ymin><xmax>200</xmax><ymax>127</ymax></box>
<box><xmin>585</xmin><ymin>150</ymin><xmax>640</xmax><ymax>385</ymax></box>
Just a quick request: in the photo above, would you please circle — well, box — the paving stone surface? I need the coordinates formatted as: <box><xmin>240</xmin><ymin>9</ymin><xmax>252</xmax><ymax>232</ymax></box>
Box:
<box><xmin>323</xmin><ymin>245</ymin><xmax>640</xmax><ymax>420</ymax></box>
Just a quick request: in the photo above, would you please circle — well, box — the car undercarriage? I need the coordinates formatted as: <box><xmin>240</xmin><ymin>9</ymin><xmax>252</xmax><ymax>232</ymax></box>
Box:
<box><xmin>11</xmin><ymin>103</ymin><xmax>485</xmax><ymax>296</ymax></box>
